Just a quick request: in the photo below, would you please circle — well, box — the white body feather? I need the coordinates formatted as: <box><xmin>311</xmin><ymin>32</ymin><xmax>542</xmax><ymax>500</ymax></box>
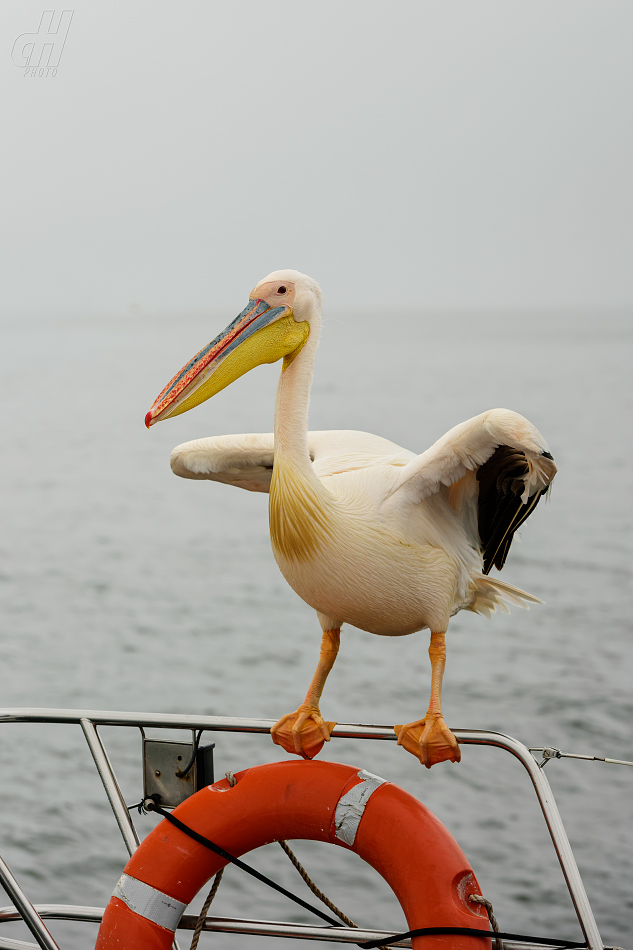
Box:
<box><xmin>169</xmin><ymin>270</ymin><xmax>555</xmax><ymax>638</ymax></box>
<box><xmin>171</xmin><ymin>414</ymin><xmax>551</xmax><ymax>636</ymax></box>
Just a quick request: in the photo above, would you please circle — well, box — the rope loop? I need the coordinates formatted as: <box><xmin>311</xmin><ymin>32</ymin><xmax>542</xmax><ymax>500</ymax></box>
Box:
<box><xmin>469</xmin><ymin>894</ymin><xmax>502</xmax><ymax>950</ymax></box>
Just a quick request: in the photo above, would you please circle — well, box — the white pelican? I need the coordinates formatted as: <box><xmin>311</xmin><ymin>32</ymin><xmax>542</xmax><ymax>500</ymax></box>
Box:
<box><xmin>145</xmin><ymin>270</ymin><xmax>556</xmax><ymax>768</ymax></box>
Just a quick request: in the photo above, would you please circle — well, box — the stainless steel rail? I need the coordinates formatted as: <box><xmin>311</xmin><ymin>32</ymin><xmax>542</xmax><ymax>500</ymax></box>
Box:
<box><xmin>181</xmin><ymin>913</ymin><xmax>572</xmax><ymax>949</ymax></box>
<box><xmin>0</xmin><ymin>906</ymin><xmax>599</xmax><ymax>950</ymax></box>
<box><xmin>0</xmin><ymin>709</ymin><xmax>388</xmax><ymax>734</ymax></box>
<box><xmin>456</xmin><ymin>731</ymin><xmax>602</xmax><ymax>950</ymax></box>
<box><xmin>0</xmin><ymin>937</ymin><xmax>40</xmax><ymax>950</ymax></box>
<box><xmin>0</xmin><ymin>906</ymin><xmax>103</xmax><ymax>925</ymax></box>
<box><xmin>0</xmin><ymin>861</ymin><xmax>60</xmax><ymax>950</ymax></box>
<box><xmin>0</xmin><ymin>906</ymin><xmax>104</xmax><ymax>950</ymax></box>
<box><xmin>0</xmin><ymin>709</ymin><xmax>605</xmax><ymax>950</ymax></box>
<box><xmin>80</xmin><ymin>719</ymin><xmax>140</xmax><ymax>856</ymax></box>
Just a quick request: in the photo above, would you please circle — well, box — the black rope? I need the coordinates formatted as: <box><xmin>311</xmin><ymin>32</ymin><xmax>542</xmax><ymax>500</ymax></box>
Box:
<box><xmin>145</xmin><ymin>801</ymin><xmax>342</xmax><ymax>928</ymax></box>
<box><xmin>145</xmin><ymin>801</ymin><xmax>588</xmax><ymax>950</ymax></box>
<box><xmin>360</xmin><ymin>928</ymin><xmax>588</xmax><ymax>949</ymax></box>
<box><xmin>127</xmin><ymin>799</ymin><xmax>148</xmax><ymax>816</ymax></box>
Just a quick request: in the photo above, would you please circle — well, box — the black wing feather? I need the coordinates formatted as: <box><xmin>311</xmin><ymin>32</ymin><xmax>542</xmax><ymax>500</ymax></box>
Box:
<box><xmin>476</xmin><ymin>445</ymin><xmax>546</xmax><ymax>574</ymax></box>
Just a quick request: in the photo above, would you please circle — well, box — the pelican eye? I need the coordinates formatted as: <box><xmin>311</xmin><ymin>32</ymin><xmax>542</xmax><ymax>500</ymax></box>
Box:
<box><xmin>277</xmin><ymin>285</ymin><xmax>287</xmax><ymax>294</ymax></box>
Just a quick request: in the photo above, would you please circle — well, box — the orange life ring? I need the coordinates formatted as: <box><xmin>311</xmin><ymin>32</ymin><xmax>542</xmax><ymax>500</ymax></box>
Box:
<box><xmin>96</xmin><ymin>759</ymin><xmax>491</xmax><ymax>950</ymax></box>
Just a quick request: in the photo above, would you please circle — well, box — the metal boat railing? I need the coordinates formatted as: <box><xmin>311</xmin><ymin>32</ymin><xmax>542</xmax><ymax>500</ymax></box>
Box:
<box><xmin>0</xmin><ymin>709</ymin><xmax>607</xmax><ymax>950</ymax></box>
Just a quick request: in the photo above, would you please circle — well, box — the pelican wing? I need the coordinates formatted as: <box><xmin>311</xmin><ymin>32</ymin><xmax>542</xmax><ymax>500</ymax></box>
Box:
<box><xmin>393</xmin><ymin>409</ymin><xmax>557</xmax><ymax>573</ymax></box>
<box><xmin>170</xmin><ymin>430</ymin><xmax>413</xmax><ymax>494</ymax></box>
<box><xmin>170</xmin><ymin>433</ymin><xmax>275</xmax><ymax>492</ymax></box>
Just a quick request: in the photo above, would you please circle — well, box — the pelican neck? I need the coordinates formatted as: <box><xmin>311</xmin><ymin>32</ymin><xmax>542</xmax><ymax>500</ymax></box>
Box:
<box><xmin>273</xmin><ymin>319</ymin><xmax>319</xmax><ymax>474</ymax></box>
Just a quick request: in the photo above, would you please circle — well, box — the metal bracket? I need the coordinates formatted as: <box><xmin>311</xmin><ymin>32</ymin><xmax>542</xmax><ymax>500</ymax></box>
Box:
<box><xmin>531</xmin><ymin>747</ymin><xmax>563</xmax><ymax>769</ymax></box>
<box><xmin>143</xmin><ymin>736</ymin><xmax>214</xmax><ymax>808</ymax></box>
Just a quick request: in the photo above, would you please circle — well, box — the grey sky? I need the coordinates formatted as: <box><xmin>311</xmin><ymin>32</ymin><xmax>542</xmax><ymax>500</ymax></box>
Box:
<box><xmin>3</xmin><ymin>1</ymin><xmax>632</xmax><ymax>316</ymax></box>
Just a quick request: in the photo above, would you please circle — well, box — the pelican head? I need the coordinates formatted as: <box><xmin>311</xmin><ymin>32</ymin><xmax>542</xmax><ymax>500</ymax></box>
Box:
<box><xmin>145</xmin><ymin>270</ymin><xmax>321</xmax><ymax>427</ymax></box>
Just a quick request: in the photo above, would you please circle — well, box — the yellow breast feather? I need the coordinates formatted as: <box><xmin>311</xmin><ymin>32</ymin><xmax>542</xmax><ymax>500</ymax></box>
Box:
<box><xmin>269</xmin><ymin>456</ymin><xmax>334</xmax><ymax>563</ymax></box>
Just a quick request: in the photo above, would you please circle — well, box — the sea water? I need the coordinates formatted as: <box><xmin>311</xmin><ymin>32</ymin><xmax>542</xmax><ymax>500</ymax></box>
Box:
<box><xmin>0</xmin><ymin>310</ymin><xmax>631</xmax><ymax>947</ymax></box>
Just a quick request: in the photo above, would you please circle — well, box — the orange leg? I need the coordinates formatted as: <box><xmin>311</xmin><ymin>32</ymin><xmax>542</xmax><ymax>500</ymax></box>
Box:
<box><xmin>394</xmin><ymin>631</ymin><xmax>461</xmax><ymax>768</ymax></box>
<box><xmin>271</xmin><ymin>629</ymin><xmax>339</xmax><ymax>760</ymax></box>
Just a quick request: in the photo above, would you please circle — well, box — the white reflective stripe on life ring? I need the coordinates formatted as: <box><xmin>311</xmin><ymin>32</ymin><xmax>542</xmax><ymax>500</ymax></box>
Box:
<box><xmin>113</xmin><ymin>872</ymin><xmax>186</xmax><ymax>932</ymax></box>
<box><xmin>334</xmin><ymin>769</ymin><xmax>386</xmax><ymax>846</ymax></box>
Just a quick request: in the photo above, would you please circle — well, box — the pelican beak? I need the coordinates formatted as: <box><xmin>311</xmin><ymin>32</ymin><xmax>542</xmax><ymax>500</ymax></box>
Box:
<box><xmin>145</xmin><ymin>299</ymin><xmax>309</xmax><ymax>427</ymax></box>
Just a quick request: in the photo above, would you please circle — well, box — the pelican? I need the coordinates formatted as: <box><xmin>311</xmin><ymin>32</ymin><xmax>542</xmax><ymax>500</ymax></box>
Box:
<box><xmin>145</xmin><ymin>270</ymin><xmax>556</xmax><ymax>768</ymax></box>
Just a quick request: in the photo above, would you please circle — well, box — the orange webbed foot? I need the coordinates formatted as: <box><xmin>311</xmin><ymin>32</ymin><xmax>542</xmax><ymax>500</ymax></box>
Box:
<box><xmin>271</xmin><ymin>704</ymin><xmax>337</xmax><ymax>760</ymax></box>
<box><xmin>394</xmin><ymin>715</ymin><xmax>461</xmax><ymax>768</ymax></box>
